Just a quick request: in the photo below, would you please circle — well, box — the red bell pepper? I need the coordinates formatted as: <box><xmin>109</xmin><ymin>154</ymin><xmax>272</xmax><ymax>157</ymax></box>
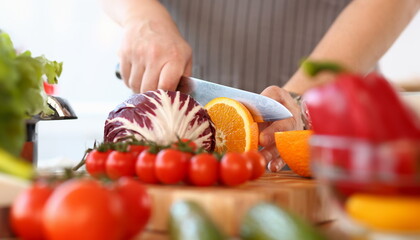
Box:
<box><xmin>302</xmin><ymin>60</ymin><xmax>420</xmax><ymax>141</ymax></box>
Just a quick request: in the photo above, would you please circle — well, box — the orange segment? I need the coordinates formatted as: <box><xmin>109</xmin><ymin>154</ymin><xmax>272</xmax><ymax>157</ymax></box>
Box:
<box><xmin>204</xmin><ymin>97</ymin><xmax>258</xmax><ymax>153</ymax></box>
<box><xmin>274</xmin><ymin>130</ymin><xmax>313</xmax><ymax>177</ymax></box>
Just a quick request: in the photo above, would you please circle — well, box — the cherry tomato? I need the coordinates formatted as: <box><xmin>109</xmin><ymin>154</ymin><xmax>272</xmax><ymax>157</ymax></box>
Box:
<box><xmin>114</xmin><ymin>177</ymin><xmax>152</xmax><ymax>239</ymax></box>
<box><xmin>10</xmin><ymin>182</ymin><xmax>53</xmax><ymax>240</ymax></box>
<box><xmin>136</xmin><ymin>150</ymin><xmax>159</xmax><ymax>184</ymax></box>
<box><xmin>106</xmin><ymin>150</ymin><xmax>137</xmax><ymax>180</ymax></box>
<box><xmin>171</xmin><ymin>138</ymin><xmax>197</xmax><ymax>152</ymax></box>
<box><xmin>128</xmin><ymin>144</ymin><xmax>148</xmax><ymax>157</ymax></box>
<box><xmin>43</xmin><ymin>179</ymin><xmax>125</xmax><ymax>240</ymax></box>
<box><xmin>85</xmin><ymin>149</ymin><xmax>112</xmax><ymax>178</ymax></box>
<box><xmin>155</xmin><ymin>149</ymin><xmax>189</xmax><ymax>184</ymax></box>
<box><xmin>243</xmin><ymin>150</ymin><xmax>266</xmax><ymax>180</ymax></box>
<box><xmin>189</xmin><ymin>153</ymin><xmax>219</xmax><ymax>186</ymax></box>
<box><xmin>220</xmin><ymin>152</ymin><xmax>252</xmax><ymax>186</ymax></box>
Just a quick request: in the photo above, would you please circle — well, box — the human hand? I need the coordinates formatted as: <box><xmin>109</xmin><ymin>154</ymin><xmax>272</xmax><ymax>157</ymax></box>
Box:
<box><xmin>118</xmin><ymin>19</ymin><xmax>192</xmax><ymax>93</ymax></box>
<box><xmin>258</xmin><ymin>86</ymin><xmax>305</xmax><ymax>171</ymax></box>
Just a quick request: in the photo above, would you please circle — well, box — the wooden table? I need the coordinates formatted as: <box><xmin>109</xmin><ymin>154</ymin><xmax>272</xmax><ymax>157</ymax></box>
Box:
<box><xmin>141</xmin><ymin>171</ymin><xmax>338</xmax><ymax>238</ymax></box>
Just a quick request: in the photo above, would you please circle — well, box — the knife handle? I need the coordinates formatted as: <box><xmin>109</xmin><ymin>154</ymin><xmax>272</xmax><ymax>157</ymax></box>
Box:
<box><xmin>115</xmin><ymin>63</ymin><xmax>122</xmax><ymax>80</ymax></box>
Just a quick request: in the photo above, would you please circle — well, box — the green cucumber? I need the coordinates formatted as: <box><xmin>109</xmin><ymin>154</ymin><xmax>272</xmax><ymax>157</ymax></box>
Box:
<box><xmin>169</xmin><ymin>200</ymin><xmax>226</xmax><ymax>240</ymax></box>
<box><xmin>240</xmin><ymin>202</ymin><xmax>327</xmax><ymax>240</ymax></box>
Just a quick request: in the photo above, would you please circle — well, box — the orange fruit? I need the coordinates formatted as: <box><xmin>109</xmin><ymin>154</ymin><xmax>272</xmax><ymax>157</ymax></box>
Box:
<box><xmin>346</xmin><ymin>194</ymin><xmax>420</xmax><ymax>232</ymax></box>
<box><xmin>204</xmin><ymin>97</ymin><xmax>258</xmax><ymax>153</ymax></box>
<box><xmin>274</xmin><ymin>130</ymin><xmax>313</xmax><ymax>177</ymax></box>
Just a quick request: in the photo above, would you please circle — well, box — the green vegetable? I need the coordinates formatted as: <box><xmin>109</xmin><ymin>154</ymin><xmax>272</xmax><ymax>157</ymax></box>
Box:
<box><xmin>0</xmin><ymin>31</ymin><xmax>62</xmax><ymax>156</ymax></box>
<box><xmin>169</xmin><ymin>200</ymin><xmax>226</xmax><ymax>240</ymax></box>
<box><xmin>240</xmin><ymin>202</ymin><xmax>327</xmax><ymax>240</ymax></box>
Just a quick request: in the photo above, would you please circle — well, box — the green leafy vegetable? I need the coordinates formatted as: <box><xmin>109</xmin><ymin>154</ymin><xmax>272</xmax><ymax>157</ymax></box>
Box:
<box><xmin>0</xmin><ymin>31</ymin><xmax>62</xmax><ymax>156</ymax></box>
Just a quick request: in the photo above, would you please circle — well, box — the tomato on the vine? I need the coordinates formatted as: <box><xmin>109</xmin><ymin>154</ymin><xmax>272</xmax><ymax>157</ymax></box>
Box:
<box><xmin>10</xmin><ymin>182</ymin><xmax>53</xmax><ymax>240</ymax></box>
<box><xmin>155</xmin><ymin>149</ymin><xmax>189</xmax><ymax>184</ymax></box>
<box><xmin>106</xmin><ymin>150</ymin><xmax>137</xmax><ymax>180</ymax></box>
<box><xmin>136</xmin><ymin>150</ymin><xmax>159</xmax><ymax>184</ymax></box>
<box><xmin>189</xmin><ymin>153</ymin><xmax>219</xmax><ymax>186</ymax></box>
<box><xmin>220</xmin><ymin>152</ymin><xmax>252</xmax><ymax>186</ymax></box>
<box><xmin>171</xmin><ymin>138</ymin><xmax>197</xmax><ymax>152</ymax></box>
<box><xmin>85</xmin><ymin>149</ymin><xmax>112</xmax><ymax>178</ymax></box>
<box><xmin>43</xmin><ymin>179</ymin><xmax>125</xmax><ymax>240</ymax></box>
<box><xmin>243</xmin><ymin>150</ymin><xmax>266</xmax><ymax>180</ymax></box>
<box><xmin>127</xmin><ymin>144</ymin><xmax>148</xmax><ymax>157</ymax></box>
<box><xmin>114</xmin><ymin>177</ymin><xmax>152</xmax><ymax>239</ymax></box>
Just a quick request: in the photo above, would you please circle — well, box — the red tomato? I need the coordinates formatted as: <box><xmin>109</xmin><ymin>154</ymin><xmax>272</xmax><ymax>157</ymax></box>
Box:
<box><xmin>128</xmin><ymin>144</ymin><xmax>148</xmax><ymax>157</ymax></box>
<box><xmin>114</xmin><ymin>177</ymin><xmax>152</xmax><ymax>239</ymax></box>
<box><xmin>43</xmin><ymin>81</ymin><xmax>56</xmax><ymax>95</ymax></box>
<box><xmin>171</xmin><ymin>138</ymin><xmax>197</xmax><ymax>152</ymax></box>
<box><xmin>189</xmin><ymin>153</ymin><xmax>219</xmax><ymax>186</ymax></box>
<box><xmin>155</xmin><ymin>149</ymin><xmax>189</xmax><ymax>184</ymax></box>
<box><xmin>183</xmin><ymin>154</ymin><xmax>194</xmax><ymax>185</ymax></box>
<box><xmin>106</xmin><ymin>150</ymin><xmax>137</xmax><ymax>180</ymax></box>
<box><xmin>10</xmin><ymin>182</ymin><xmax>53</xmax><ymax>240</ymax></box>
<box><xmin>136</xmin><ymin>151</ymin><xmax>159</xmax><ymax>184</ymax></box>
<box><xmin>85</xmin><ymin>149</ymin><xmax>112</xmax><ymax>178</ymax></box>
<box><xmin>43</xmin><ymin>179</ymin><xmax>124</xmax><ymax>240</ymax></box>
<box><xmin>220</xmin><ymin>152</ymin><xmax>252</xmax><ymax>186</ymax></box>
<box><xmin>243</xmin><ymin>150</ymin><xmax>266</xmax><ymax>180</ymax></box>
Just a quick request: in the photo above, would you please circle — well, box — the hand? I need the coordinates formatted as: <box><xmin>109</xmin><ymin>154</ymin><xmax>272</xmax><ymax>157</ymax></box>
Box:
<box><xmin>118</xmin><ymin>19</ymin><xmax>192</xmax><ymax>93</ymax></box>
<box><xmin>258</xmin><ymin>86</ymin><xmax>304</xmax><ymax>170</ymax></box>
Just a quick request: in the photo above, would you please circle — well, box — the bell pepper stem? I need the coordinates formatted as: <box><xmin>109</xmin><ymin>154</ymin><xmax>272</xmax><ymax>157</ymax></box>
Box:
<box><xmin>301</xmin><ymin>60</ymin><xmax>346</xmax><ymax>77</ymax></box>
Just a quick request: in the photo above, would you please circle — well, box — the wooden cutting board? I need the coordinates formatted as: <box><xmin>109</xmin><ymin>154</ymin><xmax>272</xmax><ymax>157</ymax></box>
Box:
<box><xmin>144</xmin><ymin>171</ymin><xmax>336</xmax><ymax>237</ymax></box>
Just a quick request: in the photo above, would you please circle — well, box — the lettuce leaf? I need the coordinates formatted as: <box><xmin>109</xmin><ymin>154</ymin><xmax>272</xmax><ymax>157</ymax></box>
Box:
<box><xmin>0</xmin><ymin>31</ymin><xmax>62</xmax><ymax>156</ymax></box>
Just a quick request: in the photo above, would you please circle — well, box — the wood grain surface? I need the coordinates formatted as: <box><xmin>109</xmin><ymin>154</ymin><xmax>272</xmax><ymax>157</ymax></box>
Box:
<box><xmin>143</xmin><ymin>171</ymin><xmax>336</xmax><ymax>237</ymax></box>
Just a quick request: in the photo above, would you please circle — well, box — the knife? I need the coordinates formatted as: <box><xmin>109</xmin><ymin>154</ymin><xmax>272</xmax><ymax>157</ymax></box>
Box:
<box><xmin>177</xmin><ymin>76</ymin><xmax>292</xmax><ymax>122</ymax></box>
<box><xmin>115</xmin><ymin>66</ymin><xmax>292</xmax><ymax>122</ymax></box>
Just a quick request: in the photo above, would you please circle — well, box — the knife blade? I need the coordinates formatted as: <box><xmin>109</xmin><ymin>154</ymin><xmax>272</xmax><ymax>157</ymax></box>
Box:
<box><xmin>115</xmin><ymin>65</ymin><xmax>292</xmax><ymax>122</ymax></box>
<box><xmin>177</xmin><ymin>76</ymin><xmax>292</xmax><ymax>122</ymax></box>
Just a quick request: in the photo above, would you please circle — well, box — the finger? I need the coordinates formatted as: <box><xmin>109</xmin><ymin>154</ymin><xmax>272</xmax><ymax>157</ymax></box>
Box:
<box><xmin>158</xmin><ymin>61</ymin><xmax>186</xmax><ymax>91</ymax></box>
<box><xmin>267</xmin><ymin>157</ymin><xmax>286</xmax><ymax>172</ymax></box>
<box><xmin>258</xmin><ymin>122</ymin><xmax>271</xmax><ymax>144</ymax></box>
<box><xmin>183</xmin><ymin>58</ymin><xmax>193</xmax><ymax>77</ymax></box>
<box><xmin>119</xmin><ymin>60</ymin><xmax>132</xmax><ymax>88</ymax></box>
<box><xmin>260</xmin><ymin>85</ymin><xmax>294</xmax><ymax>107</ymax></box>
<box><xmin>140</xmin><ymin>64</ymin><xmax>162</xmax><ymax>93</ymax></box>
<box><xmin>257</xmin><ymin>122</ymin><xmax>270</xmax><ymax>132</ymax></box>
<box><xmin>259</xmin><ymin>121</ymin><xmax>295</xmax><ymax>147</ymax></box>
<box><xmin>128</xmin><ymin>65</ymin><xmax>145</xmax><ymax>93</ymax></box>
<box><xmin>259</xmin><ymin>144</ymin><xmax>280</xmax><ymax>165</ymax></box>
<box><xmin>259</xmin><ymin>86</ymin><xmax>304</xmax><ymax>146</ymax></box>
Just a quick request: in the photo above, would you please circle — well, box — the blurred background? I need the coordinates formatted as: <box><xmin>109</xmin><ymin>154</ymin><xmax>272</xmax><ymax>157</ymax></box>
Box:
<box><xmin>0</xmin><ymin>0</ymin><xmax>419</xmax><ymax>168</ymax></box>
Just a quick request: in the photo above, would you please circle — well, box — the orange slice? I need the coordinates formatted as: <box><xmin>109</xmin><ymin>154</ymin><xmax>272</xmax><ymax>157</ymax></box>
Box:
<box><xmin>204</xmin><ymin>97</ymin><xmax>258</xmax><ymax>153</ymax></box>
<box><xmin>274</xmin><ymin>130</ymin><xmax>313</xmax><ymax>177</ymax></box>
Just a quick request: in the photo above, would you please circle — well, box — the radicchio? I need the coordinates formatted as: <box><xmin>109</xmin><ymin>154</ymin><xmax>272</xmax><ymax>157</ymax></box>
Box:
<box><xmin>104</xmin><ymin>90</ymin><xmax>215</xmax><ymax>152</ymax></box>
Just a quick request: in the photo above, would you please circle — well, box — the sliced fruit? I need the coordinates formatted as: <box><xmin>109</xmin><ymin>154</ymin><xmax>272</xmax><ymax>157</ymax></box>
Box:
<box><xmin>274</xmin><ymin>130</ymin><xmax>313</xmax><ymax>177</ymax></box>
<box><xmin>204</xmin><ymin>97</ymin><xmax>258</xmax><ymax>153</ymax></box>
<box><xmin>240</xmin><ymin>202</ymin><xmax>327</xmax><ymax>240</ymax></box>
<box><xmin>346</xmin><ymin>194</ymin><xmax>420</xmax><ymax>232</ymax></box>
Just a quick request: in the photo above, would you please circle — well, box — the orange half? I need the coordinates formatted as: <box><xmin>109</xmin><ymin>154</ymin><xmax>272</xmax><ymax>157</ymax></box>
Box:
<box><xmin>274</xmin><ymin>130</ymin><xmax>313</xmax><ymax>177</ymax></box>
<box><xmin>204</xmin><ymin>97</ymin><xmax>258</xmax><ymax>153</ymax></box>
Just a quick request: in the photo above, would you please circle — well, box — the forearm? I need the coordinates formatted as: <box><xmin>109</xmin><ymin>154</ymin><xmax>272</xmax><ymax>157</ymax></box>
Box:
<box><xmin>101</xmin><ymin>0</ymin><xmax>176</xmax><ymax>29</ymax></box>
<box><xmin>283</xmin><ymin>0</ymin><xmax>420</xmax><ymax>94</ymax></box>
